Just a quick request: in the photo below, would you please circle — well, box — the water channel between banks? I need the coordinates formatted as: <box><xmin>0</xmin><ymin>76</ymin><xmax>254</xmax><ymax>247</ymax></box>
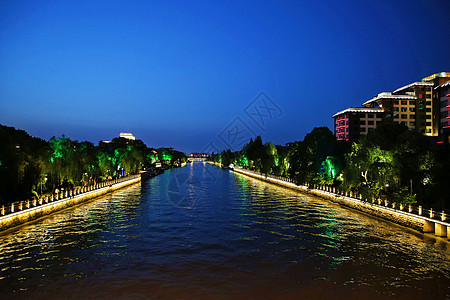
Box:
<box><xmin>0</xmin><ymin>162</ymin><xmax>449</xmax><ymax>299</ymax></box>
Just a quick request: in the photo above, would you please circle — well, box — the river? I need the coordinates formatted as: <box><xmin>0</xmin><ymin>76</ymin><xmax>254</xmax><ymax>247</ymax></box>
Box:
<box><xmin>0</xmin><ymin>162</ymin><xmax>449</xmax><ymax>299</ymax></box>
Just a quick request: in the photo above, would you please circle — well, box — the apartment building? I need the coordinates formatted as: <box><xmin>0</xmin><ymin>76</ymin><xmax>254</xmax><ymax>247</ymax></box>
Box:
<box><xmin>391</xmin><ymin>81</ymin><xmax>436</xmax><ymax>136</ymax></box>
<box><xmin>333</xmin><ymin>108</ymin><xmax>383</xmax><ymax>142</ymax></box>
<box><xmin>435</xmin><ymin>80</ymin><xmax>450</xmax><ymax>145</ymax></box>
<box><xmin>333</xmin><ymin>72</ymin><xmax>450</xmax><ymax>141</ymax></box>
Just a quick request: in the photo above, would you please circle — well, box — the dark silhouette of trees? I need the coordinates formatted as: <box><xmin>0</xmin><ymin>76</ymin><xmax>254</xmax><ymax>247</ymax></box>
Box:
<box><xmin>209</xmin><ymin>124</ymin><xmax>448</xmax><ymax>209</ymax></box>
<box><xmin>0</xmin><ymin>125</ymin><xmax>186</xmax><ymax>204</ymax></box>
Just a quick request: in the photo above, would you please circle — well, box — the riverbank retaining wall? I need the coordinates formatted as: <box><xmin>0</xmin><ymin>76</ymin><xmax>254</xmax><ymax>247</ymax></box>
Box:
<box><xmin>232</xmin><ymin>167</ymin><xmax>450</xmax><ymax>239</ymax></box>
<box><xmin>0</xmin><ymin>176</ymin><xmax>141</xmax><ymax>232</ymax></box>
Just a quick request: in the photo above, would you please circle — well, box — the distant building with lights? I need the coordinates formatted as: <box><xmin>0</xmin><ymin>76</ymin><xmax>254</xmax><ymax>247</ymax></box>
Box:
<box><xmin>333</xmin><ymin>72</ymin><xmax>450</xmax><ymax>142</ymax></box>
<box><xmin>100</xmin><ymin>132</ymin><xmax>137</xmax><ymax>144</ymax></box>
<box><xmin>119</xmin><ymin>132</ymin><xmax>136</xmax><ymax>140</ymax></box>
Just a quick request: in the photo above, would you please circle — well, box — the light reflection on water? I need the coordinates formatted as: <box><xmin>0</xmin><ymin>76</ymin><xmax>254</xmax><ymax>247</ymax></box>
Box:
<box><xmin>0</xmin><ymin>163</ymin><xmax>449</xmax><ymax>299</ymax></box>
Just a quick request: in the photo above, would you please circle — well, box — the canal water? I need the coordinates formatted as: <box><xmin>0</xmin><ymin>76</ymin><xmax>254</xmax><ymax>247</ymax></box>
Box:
<box><xmin>0</xmin><ymin>162</ymin><xmax>449</xmax><ymax>299</ymax></box>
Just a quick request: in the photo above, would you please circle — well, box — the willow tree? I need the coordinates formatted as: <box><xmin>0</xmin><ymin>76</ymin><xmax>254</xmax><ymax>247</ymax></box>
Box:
<box><xmin>342</xmin><ymin>143</ymin><xmax>401</xmax><ymax>201</ymax></box>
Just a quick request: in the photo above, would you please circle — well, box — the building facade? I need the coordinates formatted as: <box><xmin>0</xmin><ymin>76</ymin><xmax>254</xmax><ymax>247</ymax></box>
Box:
<box><xmin>333</xmin><ymin>72</ymin><xmax>450</xmax><ymax>141</ymax></box>
<box><xmin>333</xmin><ymin>108</ymin><xmax>383</xmax><ymax>142</ymax></box>
<box><xmin>435</xmin><ymin>80</ymin><xmax>450</xmax><ymax>145</ymax></box>
<box><xmin>392</xmin><ymin>82</ymin><xmax>436</xmax><ymax>136</ymax></box>
<box><xmin>362</xmin><ymin>93</ymin><xmax>418</xmax><ymax>131</ymax></box>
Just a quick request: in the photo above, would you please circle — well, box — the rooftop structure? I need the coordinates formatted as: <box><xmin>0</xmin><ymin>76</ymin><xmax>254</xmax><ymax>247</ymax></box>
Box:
<box><xmin>119</xmin><ymin>132</ymin><xmax>136</xmax><ymax>140</ymax></box>
<box><xmin>362</xmin><ymin>93</ymin><xmax>416</xmax><ymax>108</ymax></box>
<box><xmin>393</xmin><ymin>82</ymin><xmax>433</xmax><ymax>94</ymax></box>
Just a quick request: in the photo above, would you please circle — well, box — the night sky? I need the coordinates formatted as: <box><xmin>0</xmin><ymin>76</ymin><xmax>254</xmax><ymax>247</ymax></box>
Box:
<box><xmin>1</xmin><ymin>0</ymin><xmax>450</xmax><ymax>153</ymax></box>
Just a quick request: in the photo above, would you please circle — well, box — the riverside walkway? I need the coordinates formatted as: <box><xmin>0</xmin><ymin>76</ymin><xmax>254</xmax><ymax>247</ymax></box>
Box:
<box><xmin>0</xmin><ymin>175</ymin><xmax>142</xmax><ymax>232</ymax></box>
<box><xmin>231</xmin><ymin>166</ymin><xmax>450</xmax><ymax>240</ymax></box>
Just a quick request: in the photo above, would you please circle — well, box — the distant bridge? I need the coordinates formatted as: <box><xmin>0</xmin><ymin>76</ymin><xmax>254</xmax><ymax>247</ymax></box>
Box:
<box><xmin>187</xmin><ymin>157</ymin><xmax>207</xmax><ymax>162</ymax></box>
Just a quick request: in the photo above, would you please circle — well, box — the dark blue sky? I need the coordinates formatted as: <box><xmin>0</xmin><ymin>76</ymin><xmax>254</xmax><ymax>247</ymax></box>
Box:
<box><xmin>1</xmin><ymin>0</ymin><xmax>449</xmax><ymax>153</ymax></box>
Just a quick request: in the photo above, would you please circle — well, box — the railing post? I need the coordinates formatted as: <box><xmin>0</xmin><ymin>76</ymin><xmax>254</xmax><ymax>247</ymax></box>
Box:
<box><xmin>418</xmin><ymin>206</ymin><xmax>422</xmax><ymax>215</ymax></box>
<box><xmin>27</xmin><ymin>200</ymin><xmax>30</xmax><ymax>208</ymax></box>
<box><xmin>430</xmin><ymin>208</ymin><xmax>433</xmax><ymax>218</ymax></box>
<box><xmin>399</xmin><ymin>204</ymin><xmax>403</xmax><ymax>211</ymax></box>
<box><xmin>384</xmin><ymin>200</ymin><xmax>388</xmax><ymax>207</ymax></box>
<box><xmin>392</xmin><ymin>202</ymin><xmax>396</xmax><ymax>209</ymax></box>
<box><xmin>1</xmin><ymin>205</ymin><xmax>4</xmax><ymax>215</ymax></box>
<box><xmin>19</xmin><ymin>202</ymin><xmax>23</xmax><ymax>211</ymax></box>
<box><xmin>11</xmin><ymin>203</ymin><xmax>14</xmax><ymax>213</ymax></box>
<box><xmin>409</xmin><ymin>205</ymin><xmax>412</xmax><ymax>213</ymax></box>
<box><xmin>441</xmin><ymin>211</ymin><xmax>446</xmax><ymax>222</ymax></box>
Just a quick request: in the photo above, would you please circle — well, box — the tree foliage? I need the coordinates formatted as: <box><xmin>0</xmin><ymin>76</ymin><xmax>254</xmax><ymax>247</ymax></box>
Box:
<box><xmin>0</xmin><ymin>125</ymin><xmax>186</xmax><ymax>204</ymax></box>
<box><xmin>208</xmin><ymin>124</ymin><xmax>447</xmax><ymax>209</ymax></box>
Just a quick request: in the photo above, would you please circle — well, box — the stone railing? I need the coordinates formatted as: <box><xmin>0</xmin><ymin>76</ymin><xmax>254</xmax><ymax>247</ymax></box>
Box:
<box><xmin>232</xmin><ymin>167</ymin><xmax>450</xmax><ymax>238</ymax></box>
<box><xmin>0</xmin><ymin>175</ymin><xmax>140</xmax><ymax>217</ymax></box>
<box><xmin>310</xmin><ymin>183</ymin><xmax>449</xmax><ymax>224</ymax></box>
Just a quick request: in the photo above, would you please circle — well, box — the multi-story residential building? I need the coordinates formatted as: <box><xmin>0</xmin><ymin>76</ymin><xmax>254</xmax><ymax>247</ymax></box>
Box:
<box><xmin>435</xmin><ymin>80</ymin><xmax>450</xmax><ymax>145</ymax></box>
<box><xmin>333</xmin><ymin>107</ymin><xmax>383</xmax><ymax>141</ymax></box>
<box><xmin>362</xmin><ymin>92</ymin><xmax>418</xmax><ymax>130</ymax></box>
<box><xmin>333</xmin><ymin>72</ymin><xmax>450</xmax><ymax>141</ymax></box>
<box><xmin>391</xmin><ymin>81</ymin><xmax>436</xmax><ymax>136</ymax></box>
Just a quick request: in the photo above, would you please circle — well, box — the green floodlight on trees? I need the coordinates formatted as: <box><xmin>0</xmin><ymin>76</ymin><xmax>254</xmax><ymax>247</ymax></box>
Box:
<box><xmin>49</xmin><ymin>138</ymin><xmax>68</xmax><ymax>163</ymax></box>
<box><xmin>238</xmin><ymin>154</ymin><xmax>249</xmax><ymax>167</ymax></box>
<box><xmin>162</xmin><ymin>153</ymin><xmax>172</xmax><ymax>161</ymax></box>
<box><xmin>322</xmin><ymin>156</ymin><xmax>340</xmax><ymax>179</ymax></box>
<box><xmin>147</xmin><ymin>153</ymin><xmax>158</xmax><ymax>162</ymax></box>
<box><xmin>274</xmin><ymin>155</ymin><xmax>280</xmax><ymax>167</ymax></box>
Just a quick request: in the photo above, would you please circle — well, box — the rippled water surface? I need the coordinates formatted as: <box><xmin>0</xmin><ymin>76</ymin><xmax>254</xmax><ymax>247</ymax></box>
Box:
<box><xmin>1</xmin><ymin>163</ymin><xmax>449</xmax><ymax>299</ymax></box>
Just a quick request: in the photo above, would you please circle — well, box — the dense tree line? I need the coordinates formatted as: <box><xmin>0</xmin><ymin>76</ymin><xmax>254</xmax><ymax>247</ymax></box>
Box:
<box><xmin>0</xmin><ymin>125</ymin><xmax>186</xmax><ymax>204</ymax></box>
<box><xmin>210</xmin><ymin>124</ymin><xmax>450</xmax><ymax>210</ymax></box>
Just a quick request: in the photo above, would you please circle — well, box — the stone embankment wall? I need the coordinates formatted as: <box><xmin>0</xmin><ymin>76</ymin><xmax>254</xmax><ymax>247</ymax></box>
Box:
<box><xmin>232</xmin><ymin>167</ymin><xmax>449</xmax><ymax>238</ymax></box>
<box><xmin>0</xmin><ymin>176</ymin><xmax>141</xmax><ymax>232</ymax></box>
